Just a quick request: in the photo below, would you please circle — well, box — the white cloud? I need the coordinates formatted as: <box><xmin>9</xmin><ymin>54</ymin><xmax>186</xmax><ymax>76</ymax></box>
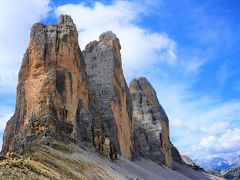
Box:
<box><xmin>200</xmin><ymin>128</ymin><xmax>240</xmax><ymax>152</ymax></box>
<box><xmin>183</xmin><ymin>57</ymin><xmax>206</xmax><ymax>74</ymax></box>
<box><xmin>201</xmin><ymin>122</ymin><xmax>230</xmax><ymax>135</ymax></box>
<box><xmin>171</xmin><ymin>118</ymin><xmax>183</xmax><ymax>129</ymax></box>
<box><xmin>55</xmin><ymin>0</ymin><xmax>177</xmax><ymax>78</ymax></box>
<box><xmin>0</xmin><ymin>0</ymin><xmax>51</xmax><ymax>94</ymax></box>
<box><xmin>200</xmin><ymin>136</ymin><xmax>217</xmax><ymax>148</ymax></box>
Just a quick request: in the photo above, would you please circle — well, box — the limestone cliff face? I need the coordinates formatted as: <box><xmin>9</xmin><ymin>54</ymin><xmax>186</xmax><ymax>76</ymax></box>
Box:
<box><xmin>2</xmin><ymin>15</ymin><xmax>94</xmax><ymax>153</ymax></box>
<box><xmin>83</xmin><ymin>31</ymin><xmax>133</xmax><ymax>159</ymax></box>
<box><xmin>129</xmin><ymin>77</ymin><xmax>173</xmax><ymax>167</ymax></box>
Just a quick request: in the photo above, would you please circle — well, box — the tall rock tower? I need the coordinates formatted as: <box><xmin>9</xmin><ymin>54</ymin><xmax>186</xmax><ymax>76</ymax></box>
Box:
<box><xmin>83</xmin><ymin>31</ymin><xmax>133</xmax><ymax>159</ymax></box>
<box><xmin>129</xmin><ymin>77</ymin><xmax>173</xmax><ymax>167</ymax></box>
<box><xmin>2</xmin><ymin>15</ymin><xmax>94</xmax><ymax>153</ymax></box>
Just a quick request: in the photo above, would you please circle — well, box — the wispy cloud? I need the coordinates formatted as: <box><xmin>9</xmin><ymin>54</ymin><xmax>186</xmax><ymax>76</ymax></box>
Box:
<box><xmin>232</xmin><ymin>80</ymin><xmax>240</xmax><ymax>91</ymax></box>
<box><xmin>200</xmin><ymin>128</ymin><xmax>240</xmax><ymax>152</ymax></box>
<box><xmin>218</xmin><ymin>63</ymin><xmax>229</xmax><ymax>86</ymax></box>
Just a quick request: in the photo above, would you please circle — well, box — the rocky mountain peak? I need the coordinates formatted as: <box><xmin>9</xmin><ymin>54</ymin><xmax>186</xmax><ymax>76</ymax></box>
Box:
<box><xmin>99</xmin><ymin>31</ymin><xmax>119</xmax><ymax>43</ymax></box>
<box><xmin>58</xmin><ymin>14</ymin><xmax>75</xmax><ymax>26</ymax></box>
<box><xmin>129</xmin><ymin>77</ymin><xmax>152</xmax><ymax>94</ymax></box>
<box><xmin>83</xmin><ymin>31</ymin><xmax>133</xmax><ymax>159</ymax></box>
<box><xmin>130</xmin><ymin>77</ymin><xmax>172</xmax><ymax>167</ymax></box>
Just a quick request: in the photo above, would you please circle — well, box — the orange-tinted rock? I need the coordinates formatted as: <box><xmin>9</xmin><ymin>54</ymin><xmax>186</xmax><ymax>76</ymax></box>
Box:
<box><xmin>2</xmin><ymin>15</ymin><xmax>94</xmax><ymax>153</ymax></box>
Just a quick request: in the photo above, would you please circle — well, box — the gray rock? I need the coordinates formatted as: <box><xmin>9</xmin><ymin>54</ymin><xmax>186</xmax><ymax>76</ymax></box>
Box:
<box><xmin>83</xmin><ymin>31</ymin><xmax>133</xmax><ymax>159</ymax></box>
<box><xmin>129</xmin><ymin>77</ymin><xmax>173</xmax><ymax>167</ymax></box>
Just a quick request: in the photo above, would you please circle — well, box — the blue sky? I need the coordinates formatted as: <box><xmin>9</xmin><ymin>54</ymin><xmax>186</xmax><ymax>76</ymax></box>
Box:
<box><xmin>0</xmin><ymin>0</ymin><xmax>240</xmax><ymax>164</ymax></box>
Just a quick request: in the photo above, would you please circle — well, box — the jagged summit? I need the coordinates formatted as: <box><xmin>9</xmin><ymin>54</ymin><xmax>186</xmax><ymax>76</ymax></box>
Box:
<box><xmin>83</xmin><ymin>31</ymin><xmax>133</xmax><ymax>159</ymax></box>
<box><xmin>130</xmin><ymin>77</ymin><xmax>169</xmax><ymax>125</ymax></box>
<box><xmin>85</xmin><ymin>31</ymin><xmax>121</xmax><ymax>49</ymax></box>
<box><xmin>131</xmin><ymin>76</ymin><xmax>148</xmax><ymax>83</ymax></box>
<box><xmin>99</xmin><ymin>31</ymin><xmax>120</xmax><ymax>46</ymax></box>
<box><xmin>31</xmin><ymin>14</ymin><xmax>74</xmax><ymax>27</ymax></box>
<box><xmin>31</xmin><ymin>15</ymin><xmax>77</xmax><ymax>42</ymax></box>
<box><xmin>99</xmin><ymin>31</ymin><xmax>117</xmax><ymax>40</ymax></box>
<box><xmin>32</xmin><ymin>15</ymin><xmax>76</xmax><ymax>30</ymax></box>
<box><xmin>58</xmin><ymin>14</ymin><xmax>74</xmax><ymax>25</ymax></box>
<box><xmin>84</xmin><ymin>31</ymin><xmax>122</xmax><ymax>64</ymax></box>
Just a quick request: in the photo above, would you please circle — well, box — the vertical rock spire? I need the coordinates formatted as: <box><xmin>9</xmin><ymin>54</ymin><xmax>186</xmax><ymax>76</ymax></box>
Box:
<box><xmin>129</xmin><ymin>77</ymin><xmax>173</xmax><ymax>167</ymax></box>
<box><xmin>83</xmin><ymin>31</ymin><xmax>133</xmax><ymax>159</ymax></box>
<box><xmin>2</xmin><ymin>15</ymin><xmax>93</xmax><ymax>153</ymax></box>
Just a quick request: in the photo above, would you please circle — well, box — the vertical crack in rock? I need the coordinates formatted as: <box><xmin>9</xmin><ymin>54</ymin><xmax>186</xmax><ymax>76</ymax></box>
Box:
<box><xmin>83</xmin><ymin>31</ymin><xmax>133</xmax><ymax>159</ymax></box>
<box><xmin>129</xmin><ymin>77</ymin><xmax>173</xmax><ymax>167</ymax></box>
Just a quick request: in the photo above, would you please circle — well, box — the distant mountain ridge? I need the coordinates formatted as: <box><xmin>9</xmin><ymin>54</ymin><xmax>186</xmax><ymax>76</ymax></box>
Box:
<box><xmin>196</xmin><ymin>155</ymin><xmax>240</xmax><ymax>179</ymax></box>
<box><xmin>196</xmin><ymin>155</ymin><xmax>240</xmax><ymax>170</ymax></box>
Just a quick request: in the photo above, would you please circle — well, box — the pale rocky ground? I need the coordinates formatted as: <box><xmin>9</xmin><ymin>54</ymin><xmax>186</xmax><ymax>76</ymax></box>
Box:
<box><xmin>0</xmin><ymin>142</ymin><xmax>223</xmax><ymax>180</ymax></box>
